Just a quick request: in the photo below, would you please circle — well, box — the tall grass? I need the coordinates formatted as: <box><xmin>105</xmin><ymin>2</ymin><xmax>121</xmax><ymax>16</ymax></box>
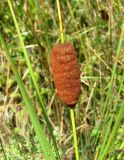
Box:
<box><xmin>0</xmin><ymin>0</ymin><xmax>124</xmax><ymax>159</ymax></box>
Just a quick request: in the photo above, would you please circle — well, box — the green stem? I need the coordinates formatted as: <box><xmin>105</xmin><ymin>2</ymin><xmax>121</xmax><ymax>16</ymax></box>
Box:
<box><xmin>56</xmin><ymin>0</ymin><xmax>64</xmax><ymax>43</ymax></box>
<box><xmin>70</xmin><ymin>109</ymin><xmax>79</xmax><ymax>160</ymax></box>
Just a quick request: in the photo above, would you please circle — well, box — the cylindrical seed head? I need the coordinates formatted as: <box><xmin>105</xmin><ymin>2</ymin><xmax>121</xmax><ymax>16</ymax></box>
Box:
<box><xmin>51</xmin><ymin>43</ymin><xmax>81</xmax><ymax>107</ymax></box>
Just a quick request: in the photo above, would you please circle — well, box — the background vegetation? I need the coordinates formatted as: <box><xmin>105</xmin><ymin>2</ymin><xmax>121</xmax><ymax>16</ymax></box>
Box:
<box><xmin>0</xmin><ymin>0</ymin><xmax>124</xmax><ymax>160</ymax></box>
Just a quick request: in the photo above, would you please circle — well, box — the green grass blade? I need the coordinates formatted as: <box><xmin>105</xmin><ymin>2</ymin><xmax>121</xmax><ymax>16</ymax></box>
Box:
<box><xmin>94</xmin><ymin>22</ymin><xmax>124</xmax><ymax>156</ymax></box>
<box><xmin>101</xmin><ymin>22</ymin><xmax>124</xmax><ymax>119</ymax></box>
<box><xmin>0</xmin><ymin>32</ymin><xmax>56</xmax><ymax>160</ymax></box>
<box><xmin>7</xmin><ymin>0</ymin><xmax>60</xmax><ymax>159</ymax></box>
<box><xmin>96</xmin><ymin>22</ymin><xmax>124</xmax><ymax>160</ymax></box>
<box><xmin>100</xmin><ymin>100</ymin><xmax>124</xmax><ymax>160</ymax></box>
<box><xmin>97</xmin><ymin>72</ymin><xmax>124</xmax><ymax>159</ymax></box>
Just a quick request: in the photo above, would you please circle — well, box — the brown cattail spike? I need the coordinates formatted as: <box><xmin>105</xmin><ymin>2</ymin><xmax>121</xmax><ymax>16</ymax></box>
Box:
<box><xmin>51</xmin><ymin>43</ymin><xmax>81</xmax><ymax>106</ymax></box>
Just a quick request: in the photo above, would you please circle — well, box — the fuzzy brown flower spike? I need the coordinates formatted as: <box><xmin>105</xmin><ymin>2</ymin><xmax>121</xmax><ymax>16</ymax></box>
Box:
<box><xmin>51</xmin><ymin>43</ymin><xmax>81</xmax><ymax>107</ymax></box>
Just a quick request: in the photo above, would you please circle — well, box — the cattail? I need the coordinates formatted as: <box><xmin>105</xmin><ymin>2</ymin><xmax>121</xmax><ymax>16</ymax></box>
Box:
<box><xmin>51</xmin><ymin>43</ymin><xmax>81</xmax><ymax>107</ymax></box>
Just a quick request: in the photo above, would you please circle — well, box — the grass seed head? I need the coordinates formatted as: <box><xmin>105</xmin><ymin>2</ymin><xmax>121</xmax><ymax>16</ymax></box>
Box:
<box><xmin>51</xmin><ymin>43</ymin><xmax>81</xmax><ymax>107</ymax></box>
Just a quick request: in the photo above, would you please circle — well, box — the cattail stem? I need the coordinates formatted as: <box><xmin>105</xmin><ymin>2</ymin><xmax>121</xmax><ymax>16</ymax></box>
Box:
<box><xmin>70</xmin><ymin>108</ymin><xmax>79</xmax><ymax>160</ymax></box>
<box><xmin>56</xmin><ymin>1</ymin><xmax>79</xmax><ymax>159</ymax></box>
<box><xmin>56</xmin><ymin>0</ymin><xmax>64</xmax><ymax>43</ymax></box>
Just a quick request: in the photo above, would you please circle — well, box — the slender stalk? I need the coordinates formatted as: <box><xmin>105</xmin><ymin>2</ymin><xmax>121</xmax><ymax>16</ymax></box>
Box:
<box><xmin>56</xmin><ymin>0</ymin><xmax>79</xmax><ymax>159</ymax></box>
<box><xmin>70</xmin><ymin>109</ymin><xmax>79</xmax><ymax>160</ymax></box>
<box><xmin>56</xmin><ymin>0</ymin><xmax>64</xmax><ymax>43</ymax></box>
